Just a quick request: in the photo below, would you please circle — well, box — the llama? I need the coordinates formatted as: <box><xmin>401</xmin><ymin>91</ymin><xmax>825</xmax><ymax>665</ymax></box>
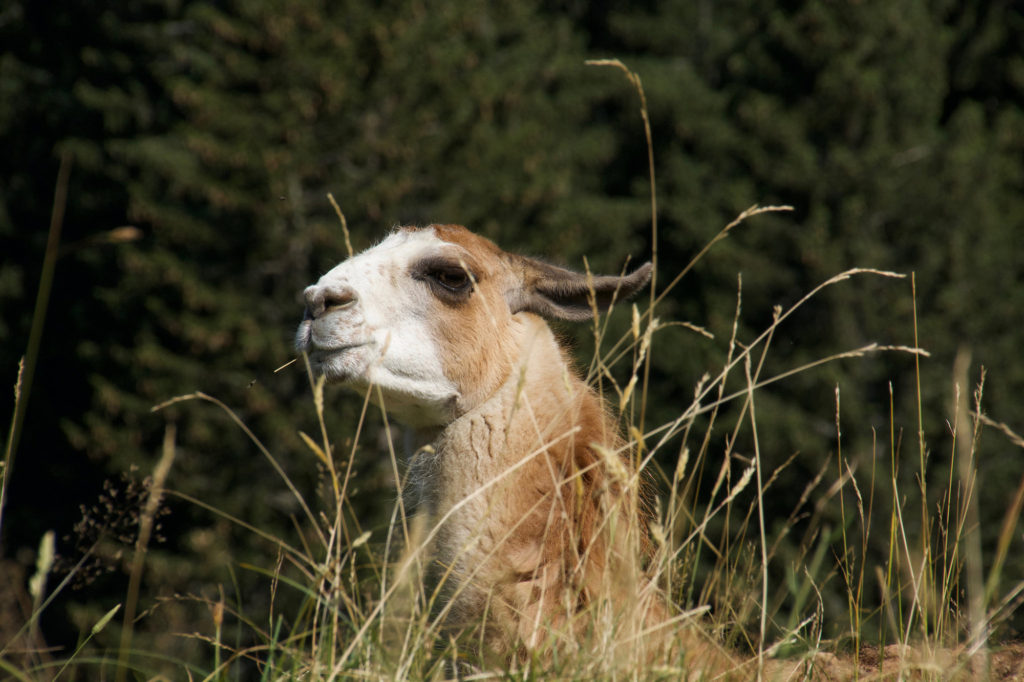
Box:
<box><xmin>295</xmin><ymin>224</ymin><xmax>723</xmax><ymax>671</ymax></box>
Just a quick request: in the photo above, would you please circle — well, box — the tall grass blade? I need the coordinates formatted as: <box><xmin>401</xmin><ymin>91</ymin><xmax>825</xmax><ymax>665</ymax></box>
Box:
<box><xmin>1</xmin><ymin>151</ymin><xmax>72</xmax><ymax>540</ymax></box>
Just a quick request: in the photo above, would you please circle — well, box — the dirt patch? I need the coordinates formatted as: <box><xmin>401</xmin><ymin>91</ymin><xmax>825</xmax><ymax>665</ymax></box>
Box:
<box><xmin>846</xmin><ymin>642</ymin><xmax>1024</xmax><ymax>680</ymax></box>
<box><xmin>764</xmin><ymin>642</ymin><xmax>1024</xmax><ymax>680</ymax></box>
<box><xmin>990</xmin><ymin>642</ymin><xmax>1024</xmax><ymax>681</ymax></box>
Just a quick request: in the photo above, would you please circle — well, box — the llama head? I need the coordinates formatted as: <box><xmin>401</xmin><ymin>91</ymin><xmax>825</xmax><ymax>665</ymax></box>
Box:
<box><xmin>295</xmin><ymin>224</ymin><xmax>651</xmax><ymax>427</ymax></box>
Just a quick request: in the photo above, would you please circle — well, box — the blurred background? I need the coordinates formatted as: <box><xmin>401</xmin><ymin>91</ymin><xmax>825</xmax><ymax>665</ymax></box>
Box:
<box><xmin>2</xmin><ymin>0</ymin><xmax>1022</xmax><ymax>672</ymax></box>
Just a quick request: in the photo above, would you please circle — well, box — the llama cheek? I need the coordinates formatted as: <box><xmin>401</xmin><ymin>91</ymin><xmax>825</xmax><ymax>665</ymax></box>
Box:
<box><xmin>358</xmin><ymin>326</ymin><xmax>461</xmax><ymax>425</ymax></box>
<box><xmin>435</xmin><ymin>302</ymin><xmax>516</xmax><ymax>412</ymax></box>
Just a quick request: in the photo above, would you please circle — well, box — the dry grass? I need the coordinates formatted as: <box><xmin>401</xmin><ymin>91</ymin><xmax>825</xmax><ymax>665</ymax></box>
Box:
<box><xmin>4</xmin><ymin>202</ymin><xmax>1024</xmax><ymax>679</ymax></box>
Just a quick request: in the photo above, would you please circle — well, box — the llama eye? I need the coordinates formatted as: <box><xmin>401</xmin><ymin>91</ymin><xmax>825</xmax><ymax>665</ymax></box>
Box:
<box><xmin>432</xmin><ymin>268</ymin><xmax>471</xmax><ymax>292</ymax></box>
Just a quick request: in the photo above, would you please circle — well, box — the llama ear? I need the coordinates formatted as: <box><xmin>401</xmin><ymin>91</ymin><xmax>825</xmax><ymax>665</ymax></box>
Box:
<box><xmin>508</xmin><ymin>258</ymin><xmax>653</xmax><ymax>322</ymax></box>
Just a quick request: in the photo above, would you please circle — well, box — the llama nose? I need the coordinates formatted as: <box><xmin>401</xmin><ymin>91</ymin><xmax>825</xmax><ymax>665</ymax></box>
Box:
<box><xmin>303</xmin><ymin>284</ymin><xmax>358</xmax><ymax>319</ymax></box>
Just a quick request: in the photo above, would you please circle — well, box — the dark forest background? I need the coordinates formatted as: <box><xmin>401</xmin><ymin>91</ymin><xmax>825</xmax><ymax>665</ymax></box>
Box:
<box><xmin>2</xmin><ymin>0</ymin><xmax>1023</xmax><ymax>672</ymax></box>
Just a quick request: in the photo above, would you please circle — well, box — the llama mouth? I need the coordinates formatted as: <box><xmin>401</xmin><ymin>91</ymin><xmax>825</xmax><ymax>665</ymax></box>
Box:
<box><xmin>304</xmin><ymin>342</ymin><xmax>372</xmax><ymax>380</ymax></box>
<box><xmin>313</xmin><ymin>342</ymin><xmax>367</xmax><ymax>353</ymax></box>
<box><xmin>307</xmin><ymin>342</ymin><xmax>368</xmax><ymax>362</ymax></box>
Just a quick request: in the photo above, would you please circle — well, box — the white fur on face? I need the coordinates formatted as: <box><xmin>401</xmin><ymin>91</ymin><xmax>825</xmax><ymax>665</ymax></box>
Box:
<box><xmin>295</xmin><ymin>229</ymin><xmax>461</xmax><ymax>427</ymax></box>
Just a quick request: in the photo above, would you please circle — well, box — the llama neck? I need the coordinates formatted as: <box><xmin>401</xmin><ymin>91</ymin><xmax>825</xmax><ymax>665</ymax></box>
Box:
<box><xmin>423</xmin><ymin>316</ymin><xmax>608</xmax><ymax>525</ymax></box>
<box><xmin>409</xmin><ymin>316</ymin><xmax>627</xmax><ymax>640</ymax></box>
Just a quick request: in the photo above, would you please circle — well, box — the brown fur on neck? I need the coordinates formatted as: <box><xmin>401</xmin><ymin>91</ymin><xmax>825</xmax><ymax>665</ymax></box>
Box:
<box><xmin>409</xmin><ymin>314</ymin><xmax>655</xmax><ymax>659</ymax></box>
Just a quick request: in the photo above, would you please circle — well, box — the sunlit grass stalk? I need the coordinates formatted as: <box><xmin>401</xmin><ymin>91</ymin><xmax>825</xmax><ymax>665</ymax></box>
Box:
<box><xmin>856</xmin><ymin>426</ymin><xmax>878</xmax><ymax>653</ymax></box>
<box><xmin>585</xmin><ymin>58</ymin><xmax>658</xmax><ymax>441</ymax></box>
<box><xmin>211</xmin><ymin>590</ymin><xmax>224</xmax><ymax>681</ymax></box>
<box><xmin>954</xmin><ymin>348</ymin><xmax>987</xmax><ymax>668</ymax></box>
<box><xmin>911</xmin><ymin>273</ymin><xmax>934</xmax><ymax>639</ymax></box>
<box><xmin>301</xmin><ymin>369</ymin><xmax>336</xmax><ymax>675</ymax></box>
<box><xmin>834</xmin><ymin>385</ymin><xmax>856</xmax><ymax>652</ymax></box>
<box><xmin>116</xmin><ymin>422</ymin><xmax>178</xmax><ymax>682</ymax></box>
<box><xmin>744</xmin><ymin>351</ymin><xmax>768</xmax><ymax>680</ymax></box>
<box><xmin>682</xmin><ymin>274</ymin><xmax>743</xmax><ymax>608</ymax></box>
<box><xmin>882</xmin><ymin>382</ymin><xmax>903</xmax><ymax>650</ymax></box>
<box><xmin>936</xmin><ymin>373</ymin><xmax>961</xmax><ymax>641</ymax></box>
